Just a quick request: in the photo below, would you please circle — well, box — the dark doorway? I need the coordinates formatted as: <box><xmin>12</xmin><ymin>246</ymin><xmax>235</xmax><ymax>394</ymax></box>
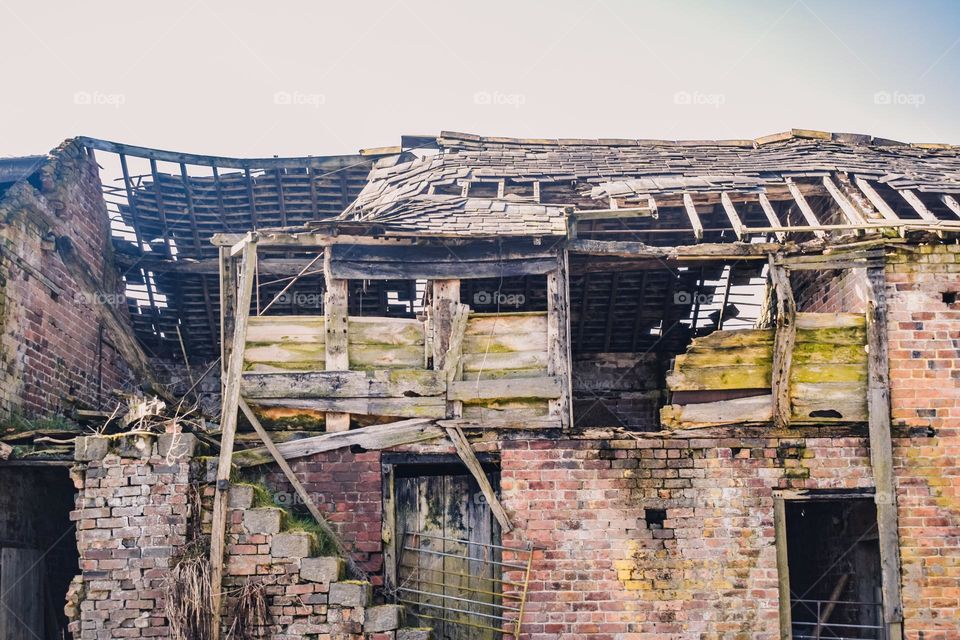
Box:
<box><xmin>385</xmin><ymin>458</ymin><xmax>504</xmax><ymax>640</ymax></box>
<box><xmin>0</xmin><ymin>465</ymin><xmax>78</xmax><ymax>639</ymax></box>
<box><xmin>785</xmin><ymin>497</ymin><xmax>884</xmax><ymax>639</ymax></box>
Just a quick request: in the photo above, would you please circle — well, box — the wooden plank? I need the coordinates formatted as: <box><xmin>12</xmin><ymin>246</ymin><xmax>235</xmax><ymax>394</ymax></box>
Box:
<box><xmin>796</xmin><ymin>312</ymin><xmax>865</xmax><ymax>329</ymax></box>
<box><xmin>897</xmin><ymin>189</ymin><xmax>938</xmax><ymax>222</ymax></box>
<box><xmin>676</xmin><ymin>345</ymin><xmax>772</xmax><ymax>368</ymax></box>
<box><xmin>823</xmin><ymin>176</ymin><xmax>868</xmax><ymax>225</ymax></box>
<box><xmin>246</xmin><ymin>316</ymin><xmax>425</xmax><ymax>346</ymax></box>
<box><xmin>666</xmin><ymin>363</ymin><xmax>772</xmax><ymax>391</ymax></box>
<box><xmin>660</xmin><ymin>394</ymin><xmax>773</xmax><ymax>428</ymax></box>
<box><xmin>865</xmin><ymin>265</ymin><xmax>904</xmax><ymax>639</ymax></box>
<box><xmin>785</xmin><ymin>178</ymin><xmax>827</xmax><ymax>238</ymax></box>
<box><xmin>790</xmin><ymin>382</ymin><xmax>867</xmax><ymax>422</ymax></box>
<box><xmin>694</xmin><ymin>328</ymin><xmax>773</xmax><ymax>348</ymax></box>
<box><xmin>682</xmin><ymin>193</ymin><xmax>704</xmax><ymax>241</ymax></box>
<box><xmin>324</xmin><ymin>250</ymin><xmax>350</xmax><ymax>432</ymax></box>
<box><xmin>252</xmin><ymin>396</ymin><xmax>447</xmax><ymax>418</ymax></box>
<box><xmin>461</xmin><ymin>350</ymin><xmax>549</xmax><ymax>372</ymax></box>
<box><xmin>462</xmin><ymin>331</ymin><xmax>547</xmax><ymax>354</ymax></box>
<box><xmin>792</xmin><ymin>343</ymin><xmax>866</xmax><ymax>365</ymax></box>
<box><xmin>464</xmin><ymin>312</ymin><xmax>548</xmax><ymax>338</ymax></box>
<box><xmin>233</xmin><ymin>418</ymin><xmax>444</xmax><ymax>467</ymax></box>
<box><xmin>855</xmin><ymin>177</ymin><xmax>900</xmax><ymax>222</ymax></box>
<box><xmin>241</xmin><ymin>369</ymin><xmax>446</xmax><ymax>399</ymax></box>
<box><xmin>210</xmin><ymin>239</ymin><xmax>256</xmax><ymax>640</ymax></box>
<box><xmin>720</xmin><ymin>192</ymin><xmax>746</xmax><ymax>240</ymax></box>
<box><xmin>547</xmin><ymin>253</ymin><xmax>573</xmax><ymax>430</ymax></box>
<box><xmin>445</xmin><ymin>425</ymin><xmax>512</xmax><ymax>532</ymax></box>
<box><xmin>331</xmin><ymin>257</ymin><xmax>558</xmax><ymax>280</ymax></box>
<box><xmin>462</xmin><ymin>399</ymin><xmax>552</xmax><ymax>421</ymax></box>
<box><xmin>566</xmin><ymin>238</ymin><xmax>781</xmax><ymax>260</ymax></box>
<box><xmin>757</xmin><ymin>193</ymin><xmax>787</xmax><ymax>242</ymax></box>
<box><xmin>769</xmin><ymin>258</ymin><xmax>797</xmax><ymax>429</ymax></box>
<box><xmin>239</xmin><ymin>398</ymin><xmax>365</xmax><ymax>579</ymax></box>
<box><xmin>438</xmin><ymin>417</ymin><xmax>562</xmax><ymax>431</ymax></box>
<box><xmin>790</xmin><ymin>363</ymin><xmax>867</xmax><ymax>384</ymax></box>
<box><xmin>0</xmin><ymin>547</ymin><xmax>44</xmax><ymax>640</ymax></box>
<box><xmin>447</xmin><ymin>376</ymin><xmax>562</xmax><ymax>401</ymax></box>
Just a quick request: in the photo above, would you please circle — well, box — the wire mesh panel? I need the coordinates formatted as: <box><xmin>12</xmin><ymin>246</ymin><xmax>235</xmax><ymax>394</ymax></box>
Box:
<box><xmin>791</xmin><ymin>599</ymin><xmax>886</xmax><ymax>640</ymax></box>
<box><xmin>397</xmin><ymin>532</ymin><xmax>534</xmax><ymax>640</ymax></box>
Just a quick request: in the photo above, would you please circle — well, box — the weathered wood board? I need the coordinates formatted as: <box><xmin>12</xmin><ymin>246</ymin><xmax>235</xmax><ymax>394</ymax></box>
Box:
<box><xmin>662</xmin><ymin>312</ymin><xmax>868</xmax><ymax>427</ymax></box>
<box><xmin>0</xmin><ymin>547</ymin><xmax>44</xmax><ymax>640</ymax></box>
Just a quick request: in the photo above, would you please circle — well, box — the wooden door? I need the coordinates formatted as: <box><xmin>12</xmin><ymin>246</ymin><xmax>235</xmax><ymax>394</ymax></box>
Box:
<box><xmin>392</xmin><ymin>463</ymin><xmax>502</xmax><ymax>640</ymax></box>
<box><xmin>0</xmin><ymin>547</ymin><xmax>45</xmax><ymax>640</ymax></box>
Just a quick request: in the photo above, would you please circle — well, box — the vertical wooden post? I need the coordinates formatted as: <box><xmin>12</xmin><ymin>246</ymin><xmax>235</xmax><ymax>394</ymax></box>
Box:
<box><xmin>547</xmin><ymin>251</ymin><xmax>573</xmax><ymax>431</ymax></box>
<box><xmin>431</xmin><ymin>280</ymin><xmax>463</xmax><ymax>418</ymax></box>
<box><xmin>865</xmin><ymin>265</ymin><xmax>904</xmax><ymax>640</ymax></box>
<box><xmin>210</xmin><ymin>239</ymin><xmax>256</xmax><ymax>640</ymax></box>
<box><xmin>769</xmin><ymin>257</ymin><xmax>797</xmax><ymax>429</ymax></box>
<box><xmin>773</xmin><ymin>494</ymin><xmax>792</xmax><ymax>640</ymax></box>
<box><xmin>324</xmin><ymin>250</ymin><xmax>350</xmax><ymax>432</ymax></box>
<box><xmin>219</xmin><ymin>246</ymin><xmax>237</xmax><ymax>398</ymax></box>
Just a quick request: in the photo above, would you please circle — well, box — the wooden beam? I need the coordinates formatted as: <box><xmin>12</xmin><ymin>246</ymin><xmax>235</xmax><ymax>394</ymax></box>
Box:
<box><xmin>324</xmin><ymin>251</ymin><xmax>350</xmax><ymax>432</ymax></box>
<box><xmin>241</xmin><ymin>369</ymin><xmax>444</xmax><ymax>399</ymax></box>
<box><xmin>567</xmin><ymin>238</ymin><xmax>782</xmax><ymax>260</ymax></box>
<box><xmin>720</xmin><ymin>192</ymin><xmax>746</xmax><ymax>240</ymax></box>
<box><xmin>756</xmin><ymin>193</ymin><xmax>786</xmax><ymax>242</ymax></box>
<box><xmin>769</xmin><ymin>256</ymin><xmax>797</xmax><ymax>429</ymax></box>
<box><xmin>855</xmin><ymin>177</ymin><xmax>900</xmax><ymax>222</ymax></box>
<box><xmin>547</xmin><ymin>253</ymin><xmax>573</xmax><ymax>431</ymax></box>
<box><xmin>865</xmin><ymin>265</ymin><xmax>904</xmax><ymax>640</ymax></box>
<box><xmin>941</xmin><ymin>194</ymin><xmax>960</xmax><ymax>219</ymax></box>
<box><xmin>210</xmin><ymin>239</ymin><xmax>256</xmax><ymax>640</ymax></box>
<box><xmin>238</xmin><ymin>398</ymin><xmax>365</xmax><ymax>579</ymax></box>
<box><xmin>682</xmin><ymin>193</ymin><xmax>704</xmax><ymax>243</ymax></box>
<box><xmin>785</xmin><ymin>178</ymin><xmax>826</xmax><ymax>238</ymax></box>
<box><xmin>447</xmin><ymin>376</ymin><xmax>562</xmax><ymax>401</ymax></box>
<box><xmin>233</xmin><ymin>418</ymin><xmax>444</xmax><ymax>467</ymax></box>
<box><xmin>897</xmin><ymin>189</ymin><xmax>938</xmax><ymax>222</ymax></box>
<box><xmin>822</xmin><ymin>176</ymin><xmax>868</xmax><ymax>226</ymax></box>
<box><xmin>773</xmin><ymin>495</ymin><xmax>792</xmax><ymax>640</ymax></box>
<box><xmin>444</xmin><ymin>425</ymin><xmax>513</xmax><ymax>532</ymax></box>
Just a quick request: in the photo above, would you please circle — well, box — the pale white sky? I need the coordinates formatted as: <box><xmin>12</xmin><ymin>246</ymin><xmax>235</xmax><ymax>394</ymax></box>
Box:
<box><xmin>2</xmin><ymin>0</ymin><xmax>959</xmax><ymax>158</ymax></box>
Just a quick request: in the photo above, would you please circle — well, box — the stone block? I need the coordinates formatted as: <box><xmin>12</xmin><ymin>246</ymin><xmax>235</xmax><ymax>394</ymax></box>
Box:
<box><xmin>244</xmin><ymin>508</ymin><xmax>285</xmax><ymax>535</ymax></box>
<box><xmin>397</xmin><ymin>628</ymin><xmax>433</xmax><ymax>640</ymax></box>
<box><xmin>300</xmin><ymin>556</ymin><xmax>344</xmax><ymax>583</ymax></box>
<box><xmin>115</xmin><ymin>434</ymin><xmax>155</xmax><ymax>458</ymax></box>
<box><xmin>328</xmin><ymin>581</ymin><xmax>371</xmax><ymax>608</ymax></box>
<box><xmin>157</xmin><ymin>433</ymin><xmax>197</xmax><ymax>460</ymax></box>
<box><xmin>229</xmin><ymin>485</ymin><xmax>255</xmax><ymax>510</ymax></box>
<box><xmin>270</xmin><ymin>531</ymin><xmax>314</xmax><ymax>558</ymax></box>
<box><xmin>364</xmin><ymin>605</ymin><xmax>404</xmax><ymax>633</ymax></box>
<box><xmin>75</xmin><ymin>436</ymin><xmax>109</xmax><ymax>461</ymax></box>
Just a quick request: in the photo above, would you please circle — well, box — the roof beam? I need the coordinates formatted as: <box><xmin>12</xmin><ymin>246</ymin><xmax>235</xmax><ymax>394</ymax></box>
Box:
<box><xmin>942</xmin><ymin>194</ymin><xmax>960</xmax><ymax>219</ymax></box>
<box><xmin>682</xmin><ymin>193</ymin><xmax>704</xmax><ymax>242</ymax></box>
<box><xmin>785</xmin><ymin>178</ymin><xmax>826</xmax><ymax>238</ymax></box>
<box><xmin>720</xmin><ymin>192</ymin><xmax>746</xmax><ymax>240</ymax></box>
<box><xmin>898</xmin><ymin>189</ymin><xmax>938</xmax><ymax>222</ymax></box>
<box><xmin>855</xmin><ymin>177</ymin><xmax>900</xmax><ymax>222</ymax></box>
<box><xmin>822</xmin><ymin>176</ymin><xmax>868</xmax><ymax>225</ymax></box>
<box><xmin>757</xmin><ymin>193</ymin><xmax>786</xmax><ymax>242</ymax></box>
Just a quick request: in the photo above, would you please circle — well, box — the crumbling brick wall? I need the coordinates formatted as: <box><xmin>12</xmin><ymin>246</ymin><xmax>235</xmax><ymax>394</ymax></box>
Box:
<box><xmin>0</xmin><ymin>141</ymin><xmax>131</xmax><ymax>417</ymax></box>
<box><xmin>68</xmin><ymin>433</ymin><xmax>198</xmax><ymax>638</ymax></box>
<box><xmin>793</xmin><ymin>266</ymin><xmax>868</xmax><ymax>313</ymax></box>
<box><xmin>262</xmin><ymin>448</ymin><xmax>384</xmax><ymax>583</ymax></box>
<box><xmin>499</xmin><ymin>435</ymin><xmax>875</xmax><ymax>639</ymax></box>
<box><xmin>887</xmin><ymin>244</ymin><xmax>960</xmax><ymax>639</ymax></box>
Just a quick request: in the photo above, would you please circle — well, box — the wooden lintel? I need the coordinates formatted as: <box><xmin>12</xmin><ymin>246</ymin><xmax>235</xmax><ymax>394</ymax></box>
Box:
<box><xmin>445</xmin><ymin>425</ymin><xmax>513</xmax><ymax>532</ymax></box>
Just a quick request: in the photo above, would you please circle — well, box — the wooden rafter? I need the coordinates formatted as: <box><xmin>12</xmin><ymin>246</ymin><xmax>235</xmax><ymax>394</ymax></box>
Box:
<box><xmin>941</xmin><ymin>194</ymin><xmax>960</xmax><ymax>219</ymax></box>
<box><xmin>822</xmin><ymin>176</ymin><xmax>868</xmax><ymax>225</ymax></box>
<box><xmin>720</xmin><ymin>192</ymin><xmax>746</xmax><ymax>240</ymax></box>
<box><xmin>785</xmin><ymin>178</ymin><xmax>826</xmax><ymax>238</ymax></box>
<box><xmin>897</xmin><ymin>189</ymin><xmax>938</xmax><ymax>221</ymax></box>
<box><xmin>682</xmin><ymin>193</ymin><xmax>704</xmax><ymax>241</ymax></box>
<box><xmin>757</xmin><ymin>193</ymin><xmax>786</xmax><ymax>242</ymax></box>
<box><xmin>855</xmin><ymin>177</ymin><xmax>900</xmax><ymax>221</ymax></box>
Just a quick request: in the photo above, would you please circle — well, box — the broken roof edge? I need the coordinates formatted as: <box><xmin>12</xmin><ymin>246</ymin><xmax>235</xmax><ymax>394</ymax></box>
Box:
<box><xmin>431</xmin><ymin>128</ymin><xmax>958</xmax><ymax>150</ymax></box>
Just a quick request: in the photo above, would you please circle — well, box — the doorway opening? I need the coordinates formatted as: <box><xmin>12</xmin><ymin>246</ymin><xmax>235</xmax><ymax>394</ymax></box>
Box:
<box><xmin>783</xmin><ymin>496</ymin><xmax>884</xmax><ymax>639</ymax></box>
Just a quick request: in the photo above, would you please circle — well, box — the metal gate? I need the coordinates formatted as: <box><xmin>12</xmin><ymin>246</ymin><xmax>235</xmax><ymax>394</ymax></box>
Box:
<box><xmin>397</xmin><ymin>532</ymin><xmax>534</xmax><ymax>639</ymax></box>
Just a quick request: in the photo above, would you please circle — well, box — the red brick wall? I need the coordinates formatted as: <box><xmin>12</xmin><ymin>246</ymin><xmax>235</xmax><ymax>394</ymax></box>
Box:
<box><xmin>0</xmin><ymin>141</ymin><xmax>131</xmax><ymax>417</ymax></box>
<box><xmin>793</xmin><ymin>266</ymin><xmax>867</xmax><ymax>313</ymax></box>
<box><xmin>263</xmin><ymin>448</ymin><xmax>384</xmax><ymax>583</ymax></box>
<box><xmin>500</xmin><ymin>435</ymin><xmax>875</xmax><ymax>639</ymax></box>
<box><xmin>887</xmin><ymin>245</ymin><xmax>960</xmax><ymax>639</ymax></box>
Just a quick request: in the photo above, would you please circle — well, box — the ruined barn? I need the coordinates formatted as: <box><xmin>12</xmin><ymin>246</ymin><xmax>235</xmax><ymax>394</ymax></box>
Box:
<box><xmin>0</xmin><ymin>130</ymin><xmax>958</xmax><ymax>639</ymax></box>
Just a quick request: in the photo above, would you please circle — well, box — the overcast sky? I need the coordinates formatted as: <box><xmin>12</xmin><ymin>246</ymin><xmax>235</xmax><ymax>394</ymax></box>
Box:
<box><xmin>2</xmin><ymin>0</ymin><xmax>959</xmax><ymax>158</ymax></box>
